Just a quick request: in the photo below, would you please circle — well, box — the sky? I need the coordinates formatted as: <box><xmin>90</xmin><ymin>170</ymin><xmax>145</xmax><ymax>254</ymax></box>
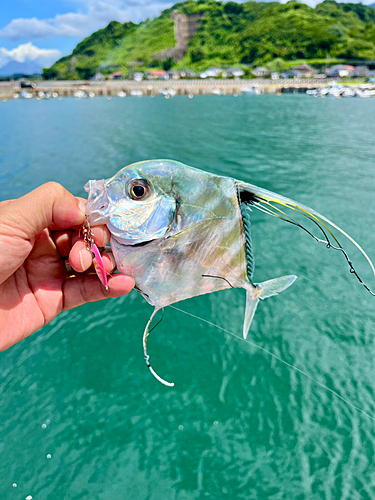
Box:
<box><xmin>0</xmin><ymin>0</ymin><xmax>374</xmax><ymax>69</ymax></box>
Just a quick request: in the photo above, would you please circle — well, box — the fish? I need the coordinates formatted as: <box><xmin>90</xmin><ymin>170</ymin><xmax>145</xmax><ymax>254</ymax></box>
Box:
<box><xmin>84</xmin><ymin>159</ymin><xmax>375</xmax><ymax>386</ymax></box>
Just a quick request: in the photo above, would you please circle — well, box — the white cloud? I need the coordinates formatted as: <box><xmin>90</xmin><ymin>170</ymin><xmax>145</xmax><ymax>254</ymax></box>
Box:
<box><xmin>0</xmin><ymin>43</ymin><xmax>61</xmax><ymax>67</ymax></box>
<box><xmin>2</xmin><ymin>0</ymin><xmax>374</xmax><ymax>43</ymax></box>
<box><xmin>0</xmin><ymin>1</ymin><xmax>174</xmax><ymax>41</ymax></box>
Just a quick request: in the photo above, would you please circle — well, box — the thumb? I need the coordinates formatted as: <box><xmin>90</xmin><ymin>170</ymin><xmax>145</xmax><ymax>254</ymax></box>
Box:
<box><xmin>0</xmin><ymin>182</ymin><xmax>86</xmax><ymax>285</ymax></box>
<box><xmin>0</xmin><ymin>182</ymin><xmax>86</xmax><ymax>239</ymax></box>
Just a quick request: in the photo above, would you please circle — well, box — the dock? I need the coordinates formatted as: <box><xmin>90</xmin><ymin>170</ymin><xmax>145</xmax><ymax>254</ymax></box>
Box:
<box><xmin>8</xmin><ymin>78</ymin><xmax>367</xmax><ymax>99</ymax></box>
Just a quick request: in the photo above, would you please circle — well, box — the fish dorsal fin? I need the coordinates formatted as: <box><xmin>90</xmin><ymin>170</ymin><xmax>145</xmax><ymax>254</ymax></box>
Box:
<box><xmin>237</xmin><ymin>181</ymin><xmax>375</xmax><ymax>295</ymax></box>
<box><xmin>240</xmin><ymin>202</ymin><xmax>255</xmax><ymax>282</ymax></box>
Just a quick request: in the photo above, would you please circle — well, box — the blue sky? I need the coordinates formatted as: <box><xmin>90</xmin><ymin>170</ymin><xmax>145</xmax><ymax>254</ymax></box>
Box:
<box><xmin>0</xmin><ymin>0</ymin><xmax>175</xmax><ymax>68</ymax></box>
<box><xmin>0</xmin><ymin>0</ymin><xmax>374</xmax><ymax>69</ymax></box>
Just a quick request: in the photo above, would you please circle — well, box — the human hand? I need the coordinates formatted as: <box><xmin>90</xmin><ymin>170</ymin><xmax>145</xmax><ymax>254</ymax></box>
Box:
<box><xmin>0</xmin><ymin>182</ymin><xmax>134</xmax><ymax>351</ymax></box>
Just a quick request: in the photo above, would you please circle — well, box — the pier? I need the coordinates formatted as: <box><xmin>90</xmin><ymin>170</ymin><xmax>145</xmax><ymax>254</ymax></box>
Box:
<box><xmin>9</xmin><ymin>78</ymin><xmax>371</xmax><ymax>99</ymax></box>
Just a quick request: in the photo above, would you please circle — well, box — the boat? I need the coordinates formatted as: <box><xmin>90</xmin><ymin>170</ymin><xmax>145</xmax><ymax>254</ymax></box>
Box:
<box><xmin>212</xmin><ymin>89</ymin><xmax>224</xmax><ymax>95</ymax></box>
<box><xmin>117</xmin><ymin>91</ymin><xmax>127</xmax><ymax>98</ymax></box>
<box><xmin>130</xmin><ymin>90</ymin><xmax>143</xmax><ymax>97</ymax></box>
<box><xmin>341</xmin><ymin>88</ymin><xmax>356</xmax><ymax>98</ymax></box>
<box><xmin>240</xmin><ymin>86</ymin><xmax>257</xmax><ymax>95</ymax></box>
<box><xmin>20</xmin><ymin>92</ymin><xmax>33</xmax><ymax>99</ymax></box>
<box><xmin>159</xmin><ymin>89</ymin><xmax>176</xmax><ymax>97</ymax></box>
<box><xmin>74</xmin><ymin>90</ymin><xmax>87</xmax><ymax>98</ymax></box>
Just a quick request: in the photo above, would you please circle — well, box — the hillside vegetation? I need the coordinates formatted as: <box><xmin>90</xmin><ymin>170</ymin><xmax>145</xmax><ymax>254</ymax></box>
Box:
<box><xmin>46</xmin><ymin>0</ymin><xmax>375</xmax><ymax>79</ymax></box>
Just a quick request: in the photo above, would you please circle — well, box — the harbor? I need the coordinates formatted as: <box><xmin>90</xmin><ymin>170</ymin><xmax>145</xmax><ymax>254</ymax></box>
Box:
<box><xmin>2</xmin><ymin>78</ymin><xmax>375</xmax><ymax>100</ymax></box>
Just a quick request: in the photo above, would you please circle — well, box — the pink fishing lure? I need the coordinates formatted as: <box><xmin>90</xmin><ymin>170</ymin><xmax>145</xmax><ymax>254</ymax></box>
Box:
<box><xmin>82</xmin><ymin>217</ymin><xmax>109</xmax><ymax>291</ymax></box>
<box><xmin>91</xmin><ymin>243</ymin><xmax>109</xmax><ymax>291</ymax></box>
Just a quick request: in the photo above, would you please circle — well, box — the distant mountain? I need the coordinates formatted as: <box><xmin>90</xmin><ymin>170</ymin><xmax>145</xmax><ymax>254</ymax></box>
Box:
<box><xmin>47</xmin><ymin>0</ymin><xmax>375</xmax><ymax>79</ymax></box>
<box><xmin>0</xmin><ymin>60</ymin><xmax>42</xmax><ymax>77</ymax></box>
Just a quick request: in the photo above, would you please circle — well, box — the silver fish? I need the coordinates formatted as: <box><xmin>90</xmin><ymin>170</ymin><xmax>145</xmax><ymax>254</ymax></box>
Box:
<box><xmin>85</xmin><ymin>160</ymin><xmax>375</xmax><ymax>385</ymax></box>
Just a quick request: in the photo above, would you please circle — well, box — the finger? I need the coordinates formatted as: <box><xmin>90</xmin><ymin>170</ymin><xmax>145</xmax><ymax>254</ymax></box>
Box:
<box><xmin>69</xmin><ymin>240</ymin><xmax>93</xmax><ymax>273</ymax></box>
<box><xmin>0</xmin><ymin>182</ymin><xmax>85</xmax><ymax>241</ymax></box>
<box><xmin>102</xmin><ymin>251</ymin><xmax>116</xmax><ymax>274</ymax></box>
<box><xmin>53</xmin><ymin>230</ymin><xmax>73</xmax><ymax>258</ymax></box>
<box><xmin>63</xmin><ymin>274</ymin><xmax>134</xmax><ymax>311</ymax></box>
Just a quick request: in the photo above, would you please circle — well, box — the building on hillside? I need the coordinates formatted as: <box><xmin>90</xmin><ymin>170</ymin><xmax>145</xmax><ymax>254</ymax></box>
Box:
<box><xmin>128</xmin><ymin>72</ymin><xmax>144</xmax><ymax>81</ymax></box>
<box><xmin>291</xmin><ymin>63</ymin><xmax>314</xmax><ymax>77</ymax></box>
<box><xmin>326</xmin><ymin>65</ymin><xmax>355</xmax><ymax>77</ymax></box>
<box><xmin>167</xmin><ymin>70</ymin><xmax>181</xmax><ymax>80</ymax></box>
<box><xmin>353</xmin><ymin>66</ymin><xmax>369</xmax><ymax>77</ymax></box>
<box><xmin>271</xmin><ymin>72</ymin><xmax>280</xmax><ymax>80</ymax></box>
<box><xmin>108</xmin><ymin>72</ymin><xmax>123</xmax><ymax>80</ymax></box>
<box><xmin>252</xmin><ymin>67</ymin><xmax>270</xmax><ymax>77</ymax></box>
<box><xmin>225</xmin><ymin>67</ymin><xmax>245</xmax><ymax>78</ymax></box>
<box><xmin>91</xmin><ymin>72</ymin><xmax>105</xmax><ymax>81</ymax></box>
<box><xmin>200</xmin><ymin>67</ymin><xmax>223</xmax><ymax>78</ymax></box>
<box><xmin>147</xmin><ymin>70</ymin><xmax>167</xmax><ymax>79</ymax></box>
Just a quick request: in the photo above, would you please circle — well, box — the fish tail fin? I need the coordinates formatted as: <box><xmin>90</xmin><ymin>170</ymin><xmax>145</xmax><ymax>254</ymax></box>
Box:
<box><xmin>243</xmin><ymin>275</ymin><xmax>297</xmax><ymax>339</ymax></box>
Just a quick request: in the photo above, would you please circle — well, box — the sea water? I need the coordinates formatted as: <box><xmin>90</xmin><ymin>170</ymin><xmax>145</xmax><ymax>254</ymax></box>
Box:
<box><xmin>1</xmin><ymin>94</ymin><xmax>375</xmax><ymax>499</ymax></box>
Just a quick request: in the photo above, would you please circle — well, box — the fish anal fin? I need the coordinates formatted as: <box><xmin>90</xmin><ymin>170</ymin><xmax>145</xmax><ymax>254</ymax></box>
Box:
<box><xmin>243</xmin><ymin>291</ymin><xmax>259</xmax><ymax>340</ymax></box>
<box><xmin>243</xmin><ymin>275</ymin><xmax>297</xmax><ymax>339</ymax></box>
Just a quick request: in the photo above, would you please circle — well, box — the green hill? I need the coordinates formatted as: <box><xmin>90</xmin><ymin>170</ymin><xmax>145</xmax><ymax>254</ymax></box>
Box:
<box><xmin>45</xmin><ymin>0</ymin><xmax>375</xmax><ymax>79</ymax></box>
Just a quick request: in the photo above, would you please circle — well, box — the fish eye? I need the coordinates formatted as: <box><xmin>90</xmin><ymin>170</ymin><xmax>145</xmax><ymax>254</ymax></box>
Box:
<box><xmin>127</xmin><ymin>179</ymin><xmax>151</xmax><ymax>200</ymax></box>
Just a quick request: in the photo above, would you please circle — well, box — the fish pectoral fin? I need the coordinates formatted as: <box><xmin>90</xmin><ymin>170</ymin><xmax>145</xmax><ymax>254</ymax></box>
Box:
<box><xmin>243</xmin><ymin>275</ymin><xmax>297</xmax><ymax>339</ymax></box>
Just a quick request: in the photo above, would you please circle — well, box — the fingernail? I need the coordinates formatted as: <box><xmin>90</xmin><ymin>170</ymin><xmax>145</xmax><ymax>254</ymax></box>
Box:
<box><xmin>79</xmin><ymin>248</ymin><xmax>88</xmax><ymax>271</ymax></box>
<box><xmin>78</xmin><ymin>200</ymin><xmax>86</xmax><ymax>215</ymax></box>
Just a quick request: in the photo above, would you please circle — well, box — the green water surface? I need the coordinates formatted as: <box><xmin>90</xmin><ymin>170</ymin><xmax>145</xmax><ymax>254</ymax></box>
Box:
<box><xmin>1</xmin><ymin>95</ymin><xmax>375</xmax><ymax>499</ymax></box>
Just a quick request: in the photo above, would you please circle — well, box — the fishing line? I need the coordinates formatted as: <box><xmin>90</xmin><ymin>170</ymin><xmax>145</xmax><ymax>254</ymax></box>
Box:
<box><xmin>252</xmin><ymin>200</ymin><xmax>375</xmax><ymax>296</ymax></box>
<box><xmin>149</xmin><ymin>308</ymin><xmax>165</xmax><ymax>333</ymax></box>
<box><xmin>170</xmin><ymin>305</ymin><xmax>375</xmax><ymax>423</ymax></box>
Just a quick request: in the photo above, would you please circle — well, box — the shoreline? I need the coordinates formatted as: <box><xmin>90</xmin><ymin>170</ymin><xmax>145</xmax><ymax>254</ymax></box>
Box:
<box><xmin>1</xmin><ymin>78</ymin><xmax>374</xmax><ymax>100</ymax></box>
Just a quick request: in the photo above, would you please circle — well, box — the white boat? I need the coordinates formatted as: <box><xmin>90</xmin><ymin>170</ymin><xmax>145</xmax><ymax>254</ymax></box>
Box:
<box><xmin>212</xmin><ymin>89</ymin><xmax>224</xmax><ymax>95</ymax></box>
<box><xmin>130</xmin><ymin>90</ymin><xmax>143</xmax><ymax>97</ymax></box>
<box><xmin>74</xmin><ymin>90</ymin><xmax>87</xmax><ymax>98</ymax></box>
<box><xmin>52</xmin><ymin>92</ymin><xmax>59</xmax><ymax>98</ymax></box>
<box><xmin>20</xmin><ymin>92</ymin><xmax>33</xmax><ymax>99</ymax></box>
<box><xmin>117</xmin><ymin>91</ymin><xmax>127</xmax><ymax>98</ymax></box>
<box><xmin>240</xmin><ymin>86</ymin><xmax>257</xmax><ymax>95</ymax></box>
<box><xmin>13</xmin><ymin>94</ymin><xmax>19</xmax><ymax>99</ymax></box>
<box><xmin>306</xmin><ymin>89</ymin><xmax>318</xmax><ymax>96</ymax></box>
<box><xmin>159</xmin><ymin>88</ymin><xmax>176</xmax><ymax>97</ymax></box>
<box><xmin>356</xmin><ymin>89</ymin><xmax>375</xmax><ymax>98</ymax></box>
<box><xmin>88</xmin><ymin>92</ymin><xmax>95</xmax><ymax>98</ymax></box>
<box><xmin>341</xmin><ymin>88</ymin><xmax>356</xmax><ymax>98</ymax></box>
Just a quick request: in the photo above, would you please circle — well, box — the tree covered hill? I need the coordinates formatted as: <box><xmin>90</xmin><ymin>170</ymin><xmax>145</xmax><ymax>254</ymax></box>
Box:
<box><xmin>46</xmin><ymin>0</ymin><xmax>375</xmax><ymax>79</ymax></box>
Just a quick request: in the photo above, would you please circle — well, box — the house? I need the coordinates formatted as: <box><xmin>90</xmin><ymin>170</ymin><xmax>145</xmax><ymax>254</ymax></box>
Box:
<box><xmin>353</xmin><ymin>66</ymin><xmax>369</xmax><ymax>77</ymax></box>
<box><xmin>128</xmin><ymin>72</ymin><xmax>144</xmax><ymax>81</ymax></box>
<box><xmin>326</xmin><ymin>65</ymin><xmax>355</xmax><ymax>77</ymax></box>
<box><xmin>252</xmin><ymin>67</ymin><xmax>270</xmax><ymax>77</ymax></box>
<box><xmin>200</xmin><ymin>67</ymin><xmax>223</xmax><ymax>78</ymax></box>
<box><xmin>291</xmin><ymin>63</ymin><xmax>314</xmax><ymax>77</ymax></box>
<box><xmin>271</xmin><ymin>72</ymin><xmax>280</xmax><ymax>80</ymax></box>
<box><xmin>91</xmin><ymin>72</ymin><xmax>105</xmax><ymax>81</ymax></box>
<box><xmin>147</xmin><ymin>70</ymin><xmax>167</xmax><ymax>80</ymax></box>
<box><xmin>167</xmin><ymin>70</ymin><xmax>181</xmax><ymax>80</ymax></box>
<box><xmin>226</xmin><ymin>67</ymin><xmax>245</xmax><ymax>78</ymax></box>
<box><xmin>109</xmin><ymin>72</ymin><xmax>123</xmax><ymax>80</ymax></box>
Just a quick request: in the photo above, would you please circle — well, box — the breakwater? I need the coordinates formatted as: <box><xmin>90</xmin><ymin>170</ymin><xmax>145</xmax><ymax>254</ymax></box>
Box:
<box><xmin>8</xmin><ymin>78</ymin><xmax>372</xmax><ymax>99</ymax></box>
